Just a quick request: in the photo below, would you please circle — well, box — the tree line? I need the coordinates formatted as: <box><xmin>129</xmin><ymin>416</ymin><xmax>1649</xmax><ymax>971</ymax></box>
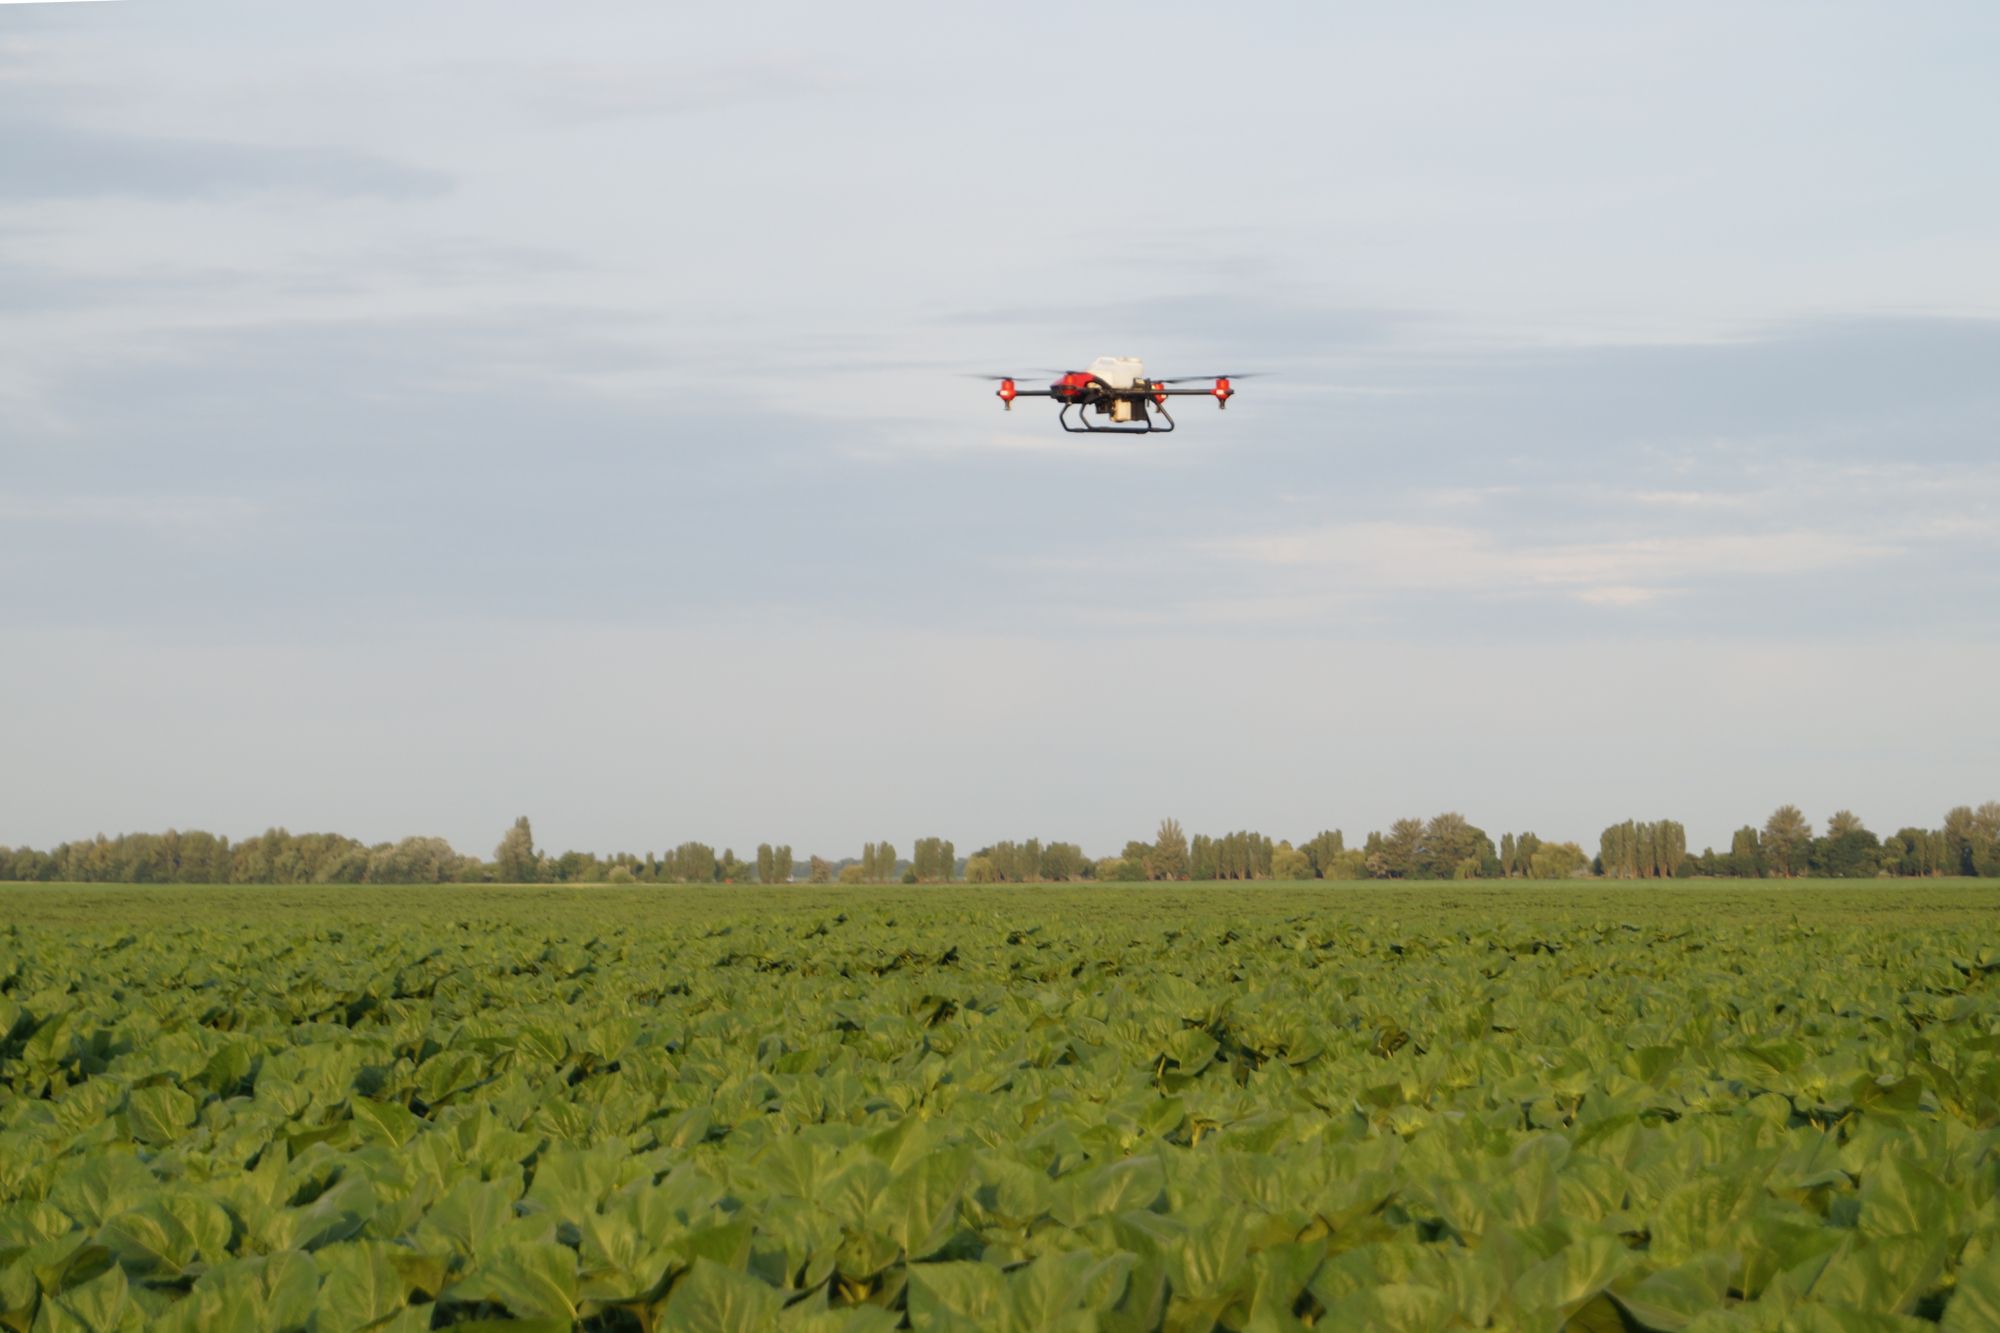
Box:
<box><xmin>3</xmin><ymin>803</ymin><xmax>1997</xmax><ymax>886</ymax></box>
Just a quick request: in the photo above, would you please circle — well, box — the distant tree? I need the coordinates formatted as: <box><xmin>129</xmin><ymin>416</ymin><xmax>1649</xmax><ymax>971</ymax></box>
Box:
<box><xmin>808</xmin><ymin>855</ymin><xmax>833</xmax><ymax>884</ymax></box>
<box><xmin>1937</xmin><ymin>801</ymin><xmax>2000</xmax><ymax>876</ymax></box>
<box><xmin>1501</xmin><ymin>831</ymin><xmax>1545</xmax><ymax>878</ymax></box>
<box><xmin>1381</xmin><ymin>818</ymin><xmax>1425</xmax><ymax>878</ymax></box>
<box><xmin>665</xmin><ymin>842</ymin><xmax>717</xmax><ymax>883</ymax></box>
<box><xmin>1886</xmin><ymin>826</ymin><xmax>1949</xmax><ymax>877</ymax></box>
<box><xmin>365</xmin><ymin>836</ymin><xmax>460</xmax><ymax>884</ymax></box>
<box><xmin>1361</xmin><ymin>829</ymin><xmax>1393</xmax><ymax>879</ymax></box>
<box><xmin>1202</xmin><ymin>830</ymin><xmax>1273</xmax><ymax>880</ymax></box>
<box><xmin>1529</xmin><ymin>841</ymin><xmax>1588</xmax><ymax>879</ymax></box>
<box><xmin>1600</xmin><ymin>822</ymin><xmax>1635</xmax><ymax>879</ymax></box>
<box><xmin>860</xmin><ymin>843</ymin><xmax>878</xmax><ymax>881</ymax></box>
<box><xmin>1655</xmin><ymin>821</ymin><xmax>1688</xmax><ymax>879</ymax></box>
<box><xmin>964</xmin><ymin>855</ymin><xmax>997</xmax><ymax>884</ymax></box>
<box><xmin>773</xmin><ymin>845</ymin><xmax>794</xmax><ymax>884</ymax></box>
<box><xmin>1974</xmin><ymin>802</ymin><xmax>2000</xmax><ymax>877</ymax></box>
<box><xmin>1271</xmin><ymin>842</ymin><xmax>1312</xmax><ymax>881</ymax></box>
<box><xmin>1317</xmin><ymin>847</ymin><xmax>1369</xmax><ymax>880</ymax></box>
<box><xmin>756</xmin><ymin>843</ymin><xmax>775</xmax><ymax>884</ymax></box>
<box><xmin>1942</xmin><ymin>806</ymin><xmax>1976</xmax><ymax>875</ymax></box>
<box><xmin>1301</xmin><ymin>830</ymin><xmax>1345</xmax><ymax>878</ymax></box>
<box><xmin>1151</xmin><ymin>818</ymin><xmax>1189</xmax><ymax>881</ymax></box>
<box><xmin>1597</xmin><ymin>820</ymin><xmax>1682</xmax><ymax>879</ymax></box>
<box><xmin>838</xmin><ymin>863</ymin><xmax>866</xmax><ymax>885</ymax></box>
<box><xmin>719</xmin><ymin>848</ymin><xmax>747</xmax><ymax>883</ymax></box>
<box><xmin>174</xmin><ymin>829</ymin><xmax>230</xmax><ymax>884</ymax></box>
<box><xmin>1763</xmin><ymin>806</ymin><xmax>1812</xmax><ymax>878</ymax></box>
<box><xmin>1729</xmin><ymin>826</ymin><xmax>1765</xmax><ymax>878</ymax></box>
<box><xmin>911</xmin><ymin>837</ymin><xmax>956</xmax><ymax>883</ymax></box>
<box><xmin>973</xmin><ymin>841</ymin><xmax>1045</xmax><ymax>882</ymax></box>
<box><xmin>1811</xmin><ymin>814</ymin><xmax>1881</xmax><ymax>879</ymax></box>
<box><xmin>1419</xmin><ymin>812</ymin><xmax>1496</xmax><ymax>879</ymax></box>
<box><xmin>1040</xmin><ymin>842</ymin><xmax>1084</xmax><ymax>881</ymax></box>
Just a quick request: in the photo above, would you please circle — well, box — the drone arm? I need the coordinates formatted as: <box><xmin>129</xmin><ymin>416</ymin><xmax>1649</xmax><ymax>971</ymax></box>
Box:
<box><xmin>1146</xmin><ymin>377</ymin><xmax>1237</xmax><ymax>408</ymax></box>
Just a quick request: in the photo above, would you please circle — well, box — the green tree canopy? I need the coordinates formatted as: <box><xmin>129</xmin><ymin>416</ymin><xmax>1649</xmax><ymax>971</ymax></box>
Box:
<box><xmin>1151</xmin><ymin>818</ymin><xmax>1189</xmax><ymax>881</ymax></box>
<box><xmin>1763</xmin><ymin>805</ymin><xmax>1812</xmax><ymax>878</ymax></box>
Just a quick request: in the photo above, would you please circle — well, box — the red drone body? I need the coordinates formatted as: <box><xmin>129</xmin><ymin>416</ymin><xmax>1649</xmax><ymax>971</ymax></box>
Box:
<box><xmin>980</xmin><ymin>357</ymin><xmax>1251</xmax><ymax>434</ymax></box>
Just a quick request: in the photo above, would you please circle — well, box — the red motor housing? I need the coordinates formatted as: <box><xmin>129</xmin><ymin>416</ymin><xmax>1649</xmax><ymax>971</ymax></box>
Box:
<box><xmin>1213</xmin><ymin>376</ymin><xmax>1233</xmax><ymax>408</ymax></box>
<box><xmin>997</xmin><ymin>378</ymin><xmax>1016</xmax><ymax>409</ymax></box>
<box><xmin>1053</xmin><ymin>371</ymin><xmax>1094</xmax><ymax>401</ymax></box>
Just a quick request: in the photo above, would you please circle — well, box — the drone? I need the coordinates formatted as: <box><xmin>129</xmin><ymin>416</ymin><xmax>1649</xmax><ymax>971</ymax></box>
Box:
<box><xmin>977</xmin><ymin>357</ymin><xmax>1254</xmax><ymax>434</ymax></box>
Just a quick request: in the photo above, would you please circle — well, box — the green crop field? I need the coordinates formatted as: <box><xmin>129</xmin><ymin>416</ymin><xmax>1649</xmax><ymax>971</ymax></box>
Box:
<box><xmin>4</xmin><ymin>883</ymin><xmax>1999</xmax><ymax>1331</ymax></box>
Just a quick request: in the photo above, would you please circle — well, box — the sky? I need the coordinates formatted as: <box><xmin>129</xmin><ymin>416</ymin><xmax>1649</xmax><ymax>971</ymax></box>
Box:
<box><xmin>3</xmin><ymin>1</ymin><xmax>1997</xmax><ymax>860</ymax></box>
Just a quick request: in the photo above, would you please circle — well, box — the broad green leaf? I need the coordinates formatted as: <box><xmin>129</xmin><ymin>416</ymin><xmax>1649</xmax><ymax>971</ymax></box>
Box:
<box><xmin>123</xmin><ymin>1086</ymin><xmax>198</xmax><ymax>1146</ymax></box>
<box><xmin>447</xmin><ymin>1242</ymin><xmax>579</xmax><ymax>1323</ymax></box>
<box><xmin>1513</xmin><ymin>1233</ymin><xmax>1631</xmax><ymax>1315</ymax></box>
<box><xmin>777</xmin><ymin>1304</ymin><xmax>901</xmax><ymax>1332</ymax></box>
<box><xmin>656</xmin><ymin>1258</ymin><xmax>780</xmax><ymax>1333</ymax></box>
<box><xmin>47</xmin><ymin>1157</ymin><xmax>157</xmax><ymax>1230</ymax></box>
<box><xmin>1805</xmin><ymin>1235</ymin><xmax>1946</xmax><ymax>1315</ymax></box>
<box><xmin>1050</xmin><ymin>1156</ymin><xmax>1164</xmax><ymax>1227</ymax></box>
<box><xmin>348</xmin><ymin>1099</ymin><xmax>421</xmax><ymax>1150</ymax></box>
<box><xmin>95</xmin><ymin>1205</ymin><xmax>193</xmax><ymax>1279</ymax></box>
<box><xmin>874</xmin><ymin>1150</ymin><xmax>969</xmax><ymax>1260</ymax></box>
<box><xmin>1858</xmin><ymin>1157</ymin><xmax>1949</xmax><ymax>1240</ymax></box>
<box><xmin>1943</xmin><ymin>1245</ymin><xmax>2000</xmax><ymax>1332</ymax></box>
<box><xmin>36</xmin><ymin>1265</ymin><xmax>143</xmax><ymax>1333</ymax></box>
<box><xmin>906</xmin><ymin>1261</ymin><xmax>1005</xmax><ymax>1330</ymax></box>
<box><xmin>310</xmin><ymin>1242</ymin><xmax>409</xmax><ymax>1333</ymax></box>
<box><xmin>1610</xmin><ymin>1256</ymin><xmax>1732</xmax><ymax>1332</ymax></box>
<box><xmin>413</xmin><ymin>1175</ymin><xmax>516</xmax><ymax>1267</ymax></box>
<box><xmin>1320</xmin><ymin>1282</ymin><xmax>1453</xmax><ymax>1333</ymax></box>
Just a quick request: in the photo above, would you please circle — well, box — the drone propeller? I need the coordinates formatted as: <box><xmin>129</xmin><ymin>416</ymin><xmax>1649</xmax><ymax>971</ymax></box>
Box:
<box><xmin>1150</xmin><ymin>372</ymin><xmax>1268</xmax><ymax>383</ymax></box>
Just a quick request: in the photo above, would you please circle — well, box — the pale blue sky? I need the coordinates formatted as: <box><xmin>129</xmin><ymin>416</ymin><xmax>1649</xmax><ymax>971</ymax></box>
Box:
<box><xmin>3</xmin><ymin>2</ymin><xmax>1996</xmax><ymax>859</ymax></box>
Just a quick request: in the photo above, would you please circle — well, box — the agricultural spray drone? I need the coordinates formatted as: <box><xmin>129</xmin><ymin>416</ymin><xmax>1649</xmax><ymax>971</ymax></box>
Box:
<box><xmin>975</xmin><ymin>357</ymin><xmax>1257</xmax><ymax>435</ymax></box>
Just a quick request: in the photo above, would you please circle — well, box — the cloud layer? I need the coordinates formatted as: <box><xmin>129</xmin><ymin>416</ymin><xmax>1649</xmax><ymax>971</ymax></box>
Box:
<box><xmin>4</xmin><ymin>2</ymin><xmax>1997</xmax><ymax>850</ymax></box>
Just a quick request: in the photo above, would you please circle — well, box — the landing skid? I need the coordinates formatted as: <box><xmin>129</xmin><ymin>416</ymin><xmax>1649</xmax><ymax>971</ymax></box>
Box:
<box><xmin>1058</xmin><ymin>402</ymin><xmax>1176</xmax><ymax>435</ymax></box>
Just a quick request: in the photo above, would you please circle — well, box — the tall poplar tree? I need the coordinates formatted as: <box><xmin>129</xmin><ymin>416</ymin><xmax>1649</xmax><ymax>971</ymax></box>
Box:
<box><xmin>1151</xmin><ymin>818</ymin><xmax>1189</xmax><ymax>881</ymax></box>
<box><xmin>495</xmin><ymin>817</ymin><xmax>537</xmax><ymax>884</ymax></box>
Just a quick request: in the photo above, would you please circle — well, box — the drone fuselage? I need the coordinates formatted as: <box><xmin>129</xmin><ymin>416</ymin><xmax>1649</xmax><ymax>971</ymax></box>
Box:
<box><xmin>990</xmin><ymin>357</ymin><xmax>1237</xmax><ymax>434</ymax></box>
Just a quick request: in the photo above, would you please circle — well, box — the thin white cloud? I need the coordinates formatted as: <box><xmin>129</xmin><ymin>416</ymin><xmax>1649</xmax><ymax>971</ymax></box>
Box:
<box><xmin>1575</xmin><ymin>584</ymin><xmax>1668</xmax><ymax>607</ymax></box>
<box><xmin>0</xmin><ymin>492</ymin><xmax>263</xmax><ymax>533</ymax></box>
<box><xmin>1206</xmin><ymin>523</ymin><xmax>1897</xmax><ymax>605</ymax></box>
<box><xmin>1629</xmin><ymin>489</ymin><xmax>1752</xmax><ymax>508</ymax></box>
